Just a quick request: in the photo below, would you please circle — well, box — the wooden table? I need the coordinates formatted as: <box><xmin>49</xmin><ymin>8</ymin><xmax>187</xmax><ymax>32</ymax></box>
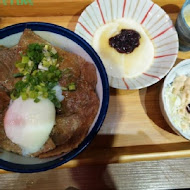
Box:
<box><xmin>0</xmin><ymin>0</ymin><xmax>190</xmax><ymax>175</ymax></box>
<box><xmin>2</xmin><ymin>158</ymin><xmax>190</xmax><ymax>189</ymax></box>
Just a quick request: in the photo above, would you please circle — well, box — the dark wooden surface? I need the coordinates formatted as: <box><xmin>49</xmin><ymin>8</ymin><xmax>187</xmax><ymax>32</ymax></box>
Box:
<box><xmin>1</xmin><ymin>158</ymin><xmax>190</xmax><ymax>190</ymax></box>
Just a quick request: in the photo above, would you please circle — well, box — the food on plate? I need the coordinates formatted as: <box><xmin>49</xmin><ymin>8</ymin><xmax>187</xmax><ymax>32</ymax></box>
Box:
<box><xmin>92</xmin><ymin>18</ymin><xmax>154</xmax><ymax>78</ymax></box>
<box><xmin>0</xmin><ymin>29</ymin><xmax>99</xmax><ymax>158</ymax></box>
<box><xmin>4</xmin><ymin>97</ymin><xmax>56</xmax><ymax>155</ymax></box>
<box><xmin>165</xmin><ymin>75</ymin><xmax>190</xmax><ymax>134</ymax></box>
<box><xmin>109</xmin><ymin>29</ymin><xmax>141</xmax><ymax>54</ymax></box>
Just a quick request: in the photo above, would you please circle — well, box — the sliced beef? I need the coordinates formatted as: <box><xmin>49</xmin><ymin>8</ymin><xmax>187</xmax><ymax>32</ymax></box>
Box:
<box><xmin>0</xmin><ymin>127</ymin><xmax>56</xmax><ymax>156</ymax></box>
<box><xmin>57</xmin><ymin>51</ymin><xmax>97</xmax><ymax>89</ymax></box>
<box><xmin>50</xmin><ymin>114</ymin><xmax>82</xmax><ymax>146</ymax></box>
<box><xmin>77</xmin><ymin>56</ymin><xmax>97</xmax><ymax>89</ymax></box>
<box><xmin>0</xmin><ymin>46</ymin><xmax>19</xmax><ymax>73</ymax></box>
<box><xmin>18</xmin><ymin>29</ymin><xmax>48</xmax><ymax>50</ymax></box>
<box><xmin>0</xmin><ymin>88</ymin><xmax>22</xmax><ymax>155</ymax></box>
<box><xmin>40</xmin><ymin>79</ymin><xmax>99</xmax><ymax>158</ymax></box>
<box><xmin>39</xmin><ymin>120</ymin><xmax>90</xmax><ymax>158</ymax></box>
<box><xmin>18</xmin><ymin>29</ymin><xmax>81</xmax><ymax>87</ymax></box>
<box><xmin>0</xmin><ymin>46</ymin><xmax>20</xmax><ymax>91</ymax></box>
<box><xmin>0</xmin><ymin>89</ymin><xmax>10</xmax><ymax>128</ymax></box>
<box><xmin>56</xmin><ymin>50</ymin><xmax>80</xmax><ymax>88</ymax></box>
<box><xmin>0</xmin><ymin>29</ymin><xmax>99</xmax><ymax>158</ymax></box>
<box><xmin>0</xmin><ymin>120</ymin><xmax>22</xmax><ymax>156</ymax></box>
<box><xmin>32</xmin><ymin>138</ymin><xmax>56</xmax><ymax>157</ymax></box>
<box><xmin>61</xmin><ymin>80</ymin><xmax>99</xmax><ymax>115</ymax></box>
<box><xmin>0</xmin><ymin>88</ymin><xmax>10</xmax><ymax>115</ymax></box>
<box><xmin>0</xmin><ymin>131</ymin><xmax>22</xmax><ymax>155</ymax></box>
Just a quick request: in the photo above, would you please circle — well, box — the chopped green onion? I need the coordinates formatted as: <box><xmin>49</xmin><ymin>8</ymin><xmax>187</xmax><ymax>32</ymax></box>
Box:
<box><xmin>22</xmin><ymin>56</ymin><xmax>29</xmax><ymax>63</ymax></box>
<box><xmin>44</xmin><ymin>44</ymin><xmax>49</xmax><ymax>51</ymax></box>
<box><xmin>28</xmin><ymin>91</ymin><xmax>36</xmax><ymax>99</ymax></box>
<box><xmin>43</xmin><ymin>92</ymin><xmax>48</xmax><ymax>98</ymax></box>
<box><xmin>16</xmin><ymin>62</ymin><xmax>26</xmax><ymax>69</ymax></box>
<box><xmin>58</xmin><ymin>56</ymin><xmax>64</xmax><ymax>62</ymax></box>
<box><xmin>54</xmin><ymin>101</ymin><xmax>61</xmax><ymax>108</ymax></box>
<box><xmin>68</xmin><ymin>83</ymin><xmax>76</xmax><ymax>91</ymax></box>
<box><xmin>21</xmin><ymin>92</ymin><xmax>28</xmax><ymax>100</ymax></box>
<box><xmin>63</xmin><ymin>68</ymin><xmax>71</xmax><ymax>74</ymax></box>
<box><xmin>10</xmin><ymin>94</ymin><xmax>17</xmax><ymax>100</ymax></box>
<box><xmin>13</xmin><ymin>73</ymin><xmax>24</xmax><ymax>78</ymax></box>
<box><xmin>42</xmin><ymin>60</ymin><xmax>50</xmax><ymax>67</ymax></box>
<box><xmin>11</xmin><ymin>43</ymin><xmax>66</xmax><ymax>108</ymax></box>
<box><xmin>61</xmin><ymin>87</ymin><xmax>68</xmax><ymax>91</ymax></box>
<box><xmin>34</xmin><ymin>98</ymin><xmax>40</xmax><ymax>103</ymax></box>
<box><xmin>51</xmin><ymin>47</ymin><xmax>57</xmax><ymax>54</ymax></box>
<box><xmin>51</xmin><ymin>53</ymin><xmax>58</xmax><ymax>59</ymax></box>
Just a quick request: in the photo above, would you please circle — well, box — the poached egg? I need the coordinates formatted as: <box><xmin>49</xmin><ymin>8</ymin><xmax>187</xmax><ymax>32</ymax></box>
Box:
<box><xmin>4</xmin><ymin>97</ymin><xmax>56</xmax><ymax>155</ymax></box>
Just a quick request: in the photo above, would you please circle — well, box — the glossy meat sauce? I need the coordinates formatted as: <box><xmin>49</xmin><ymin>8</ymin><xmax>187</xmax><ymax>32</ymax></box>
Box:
<box><xmin>0</xmin><ymin>29</ymin><xmax>99</xmax><ymax>158</ymax></box>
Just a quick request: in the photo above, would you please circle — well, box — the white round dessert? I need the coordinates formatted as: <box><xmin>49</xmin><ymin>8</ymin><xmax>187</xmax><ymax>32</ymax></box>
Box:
<box><xmin>92</xmin><ymin>18</ymin><xmax>154</xmax><ymax>78</ymax></box>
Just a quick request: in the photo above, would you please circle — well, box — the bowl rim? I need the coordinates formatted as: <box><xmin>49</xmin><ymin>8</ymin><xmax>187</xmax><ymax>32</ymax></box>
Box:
<box><xmin>161</xmin><ymin>59</ymin><xmax>190</xmax><ymax>140</ymax></box>
<box><xmin>0</xmin><ymin>22</ymin><xmax>109</xmax><ymax>173</ymax></box>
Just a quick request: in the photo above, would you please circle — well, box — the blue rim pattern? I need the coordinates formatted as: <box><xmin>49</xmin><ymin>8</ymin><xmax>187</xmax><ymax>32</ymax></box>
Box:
<box><xmin>0</xmin><ymin>22</ymin><xmax>109</xmax><ymax>173</ymax></box>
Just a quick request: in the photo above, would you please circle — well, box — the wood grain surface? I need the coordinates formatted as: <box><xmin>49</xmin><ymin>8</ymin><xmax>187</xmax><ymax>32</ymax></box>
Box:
<box><xmin>1</xmin><ymin>158</ymin><xmax>190</xmax><ymax>190</ymax></box>
<box><xmin>0</xmin><ymin>0</ymin><xmax>184</xmax><ymax>17</ymax></box>
<box><xmin>0</xmin><ymin>0</ymin><xmax>190</xmax><ymax>175</ymax></box>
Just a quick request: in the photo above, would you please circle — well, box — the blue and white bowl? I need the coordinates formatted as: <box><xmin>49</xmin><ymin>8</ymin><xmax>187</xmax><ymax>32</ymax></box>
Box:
<box><xmin>0</xmin><ymin>22</ymin><xmax>109</xmax><ymax>173</ymax></box>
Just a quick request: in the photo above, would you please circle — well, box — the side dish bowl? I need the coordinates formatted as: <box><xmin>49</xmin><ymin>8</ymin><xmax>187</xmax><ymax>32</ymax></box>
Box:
<box><xmin>0</xmin><ymin>22</ymin><xmax>109</xmax><ymax>173</ymax></box>
<box><xmin>75</xmin><ymin>0</ymin><xmax>178</xmax><ymax>89</ymax></box>
<box><xmin>160</xmin><ymin>59</ymin><xmax>190</xmax><ymax>140</ymax></box>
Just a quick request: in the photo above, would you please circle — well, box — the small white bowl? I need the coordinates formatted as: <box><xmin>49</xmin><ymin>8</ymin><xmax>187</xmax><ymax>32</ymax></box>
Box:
<box><xmin>75</xmin><ymin>0</ymin><xmax>178</xmax><ymax>89</ymax></box>
<box><xmin>160</xmin><ymin>59</ymin><xmax>190</xmax><ymax>140</ymax></box>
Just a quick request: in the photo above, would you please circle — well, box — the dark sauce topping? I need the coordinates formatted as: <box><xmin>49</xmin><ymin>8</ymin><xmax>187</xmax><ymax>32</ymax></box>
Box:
<box><xmin>186</xmin><ymin>104</ymin><xmax>190</xmax><ymax>113</ymax></box>
<box><xmin>109</xmin><ymin>29</ymin><xmax>141</xmax><ymax>54</ymax></box>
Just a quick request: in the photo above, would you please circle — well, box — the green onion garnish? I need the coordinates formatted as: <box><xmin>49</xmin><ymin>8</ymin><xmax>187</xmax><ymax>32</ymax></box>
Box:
<box><xmin>13</xmin><ymin>73</ymin><xmax>24</xmax><ymax>78</ymax></box>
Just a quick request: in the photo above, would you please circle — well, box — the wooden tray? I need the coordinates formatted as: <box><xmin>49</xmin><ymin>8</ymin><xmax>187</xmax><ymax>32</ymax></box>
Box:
<box><xmin>0</xmin><ymin>0</ymin><xmax>190</xmax><ymax>173</ymax></box>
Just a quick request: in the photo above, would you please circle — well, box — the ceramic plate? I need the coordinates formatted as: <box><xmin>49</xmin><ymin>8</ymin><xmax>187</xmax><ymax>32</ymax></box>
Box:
<box><xmin>75</xmin><ymin>0</ymin><xmax>178</xmax><ymax>89</ymax></box>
